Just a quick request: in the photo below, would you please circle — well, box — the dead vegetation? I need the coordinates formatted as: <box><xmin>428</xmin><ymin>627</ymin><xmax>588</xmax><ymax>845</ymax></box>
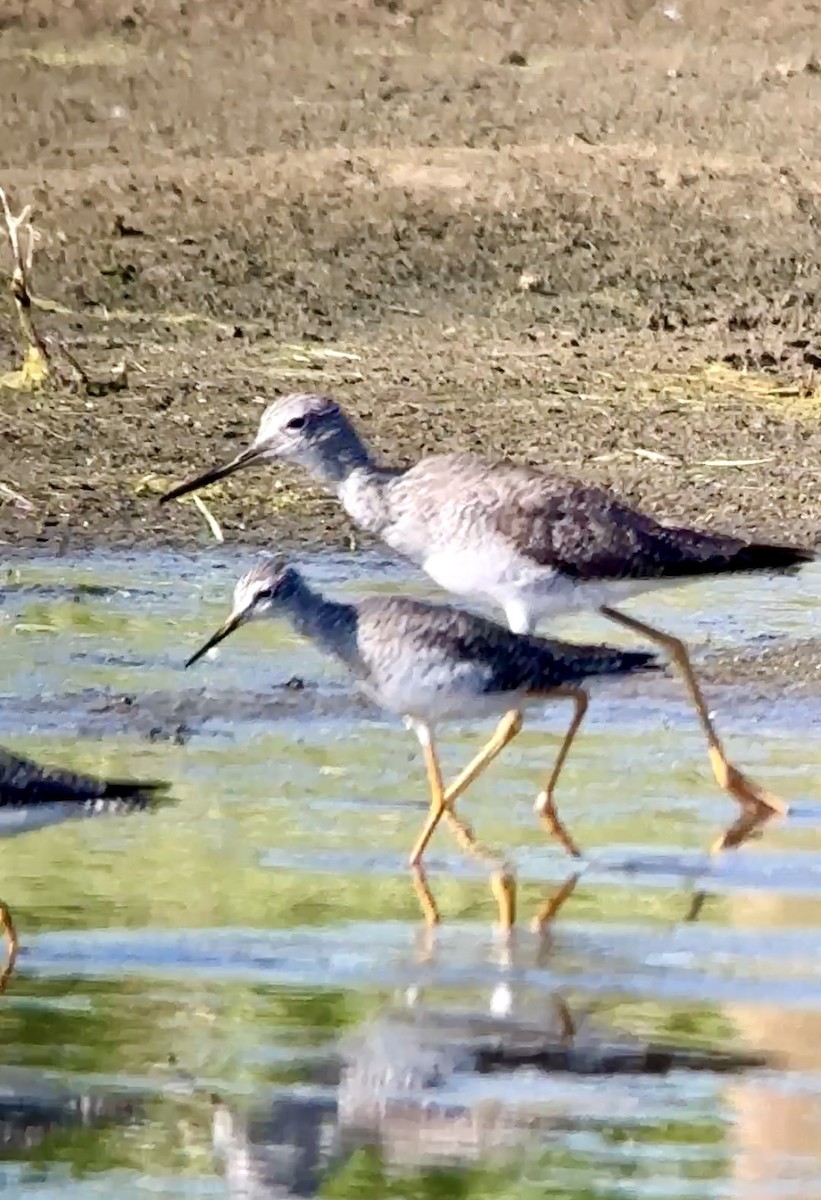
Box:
<box><xmin>0</xmin><ymin>188</ymin><xmax>49</xmax><ymax>392</ymax></box>
<box><xmin>0</xmin><ymin>186</ymin><xmax>128</xmax><ymax>397</ymax></box>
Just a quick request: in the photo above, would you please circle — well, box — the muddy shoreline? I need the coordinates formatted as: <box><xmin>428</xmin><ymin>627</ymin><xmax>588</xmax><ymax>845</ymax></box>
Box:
<box><xmin>0</xmin><ymin>1</ymin><xmax>820</xmax><ymax>556</ymax></box>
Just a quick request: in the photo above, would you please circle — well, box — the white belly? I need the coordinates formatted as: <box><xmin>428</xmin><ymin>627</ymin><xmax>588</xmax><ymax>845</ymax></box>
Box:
<box><xmin>521</xmin><ymin>574</ymin><xmax>687</xmax><ymax>615</ymax></box>
<box><xmin>0</xmin><ymin>803</ymin><xmax>82</xmax><ymax>838</ymax></box>
<box><xmin>422</xmin><ymin>546</ymin><xmax>565</xmax><ymax>608</ymax></box>
<box><xmin>422</xmin><ymin>548</ymin><xmax>689</xmax><ymax>632</ymax></box>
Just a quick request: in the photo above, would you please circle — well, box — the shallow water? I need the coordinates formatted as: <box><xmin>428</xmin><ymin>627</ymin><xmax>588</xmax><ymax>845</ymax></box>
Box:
<box><xmin>1</xmin><ymin>548</ymin><xmax>821</xmax><ymax>1199</ymax></box>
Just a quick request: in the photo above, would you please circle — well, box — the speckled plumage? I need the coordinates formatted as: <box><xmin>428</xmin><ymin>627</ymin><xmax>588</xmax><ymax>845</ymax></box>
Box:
<box><xmin>192</xmin><ymin>553</ymin><xmax>806</xmax><ymax>932</ymax></box>
<box><xmin>172</xmin><ymin>394</ymin><xmax>801</xmax><ymax>860</ymax></box>
<box><xmin>187</xmin><ymin>559</ymin><xmax>660</xmax><ymax>924</ymax></box>
<box><xmin>162</xmin><ymin>392</ymin><xmax>813</xmax><ymax>633</ymax></box>
<box><xmin>189</xmin><ymin>560</ymin><xmax>657</xmax><ymax>725</ymax></box>
<box><xmin>351</xmin><ymin>592</ymin><xmax>656</xmax><ymax>702</ymax></box>
<box><xmin>0</xmin><ymin>747</ymin><xmax>170</xmax><ymax>836</ymax></box>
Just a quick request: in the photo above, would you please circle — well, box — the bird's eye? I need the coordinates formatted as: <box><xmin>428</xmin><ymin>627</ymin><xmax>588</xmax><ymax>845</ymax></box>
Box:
<box><xmin>286</xmin><ymin>416</ymin><xmax>307</xmax><ymax>431</ymax></box>
<box><xmin>255</xmin><ymin>587</ymin><xmax>274</xmax><ymax>602</ymax></box>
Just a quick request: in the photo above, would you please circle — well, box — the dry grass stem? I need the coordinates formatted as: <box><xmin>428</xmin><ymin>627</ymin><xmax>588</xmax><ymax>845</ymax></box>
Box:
<box><xmin>0</xmin><ymin>187</ymin><xmax>50</xmax><ymax>391</ymax></box>
<box><xmin>0</xmin><ymin>186</ymin><xmax>130</xmax><ymax>395</ymax></box>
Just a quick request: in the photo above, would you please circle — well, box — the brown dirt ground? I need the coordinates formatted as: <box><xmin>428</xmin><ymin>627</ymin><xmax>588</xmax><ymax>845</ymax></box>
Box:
<box><xmin>1</xmin><ymin>0</ymin><xmax>821</xmax><ymax>558</ymax></box>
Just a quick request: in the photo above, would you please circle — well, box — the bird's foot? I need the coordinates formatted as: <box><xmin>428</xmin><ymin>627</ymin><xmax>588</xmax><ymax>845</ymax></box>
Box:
<box><xmin>708</xmin><ymin>748</ymin><xmax>789</xmax><ymax>819</ymax></box>
<box><xmin>535</xmin><ymin>791</ymin><xmax>584</xmax><ymax>859</ymax></box>
<box><xmin>710</xmin><ymin>811</ymin><xmax>770</xmax><ymax>855</ymax></box>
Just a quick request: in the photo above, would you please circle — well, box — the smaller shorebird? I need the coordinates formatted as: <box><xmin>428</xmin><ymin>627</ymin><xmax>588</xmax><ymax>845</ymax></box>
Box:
<box><xmin>186</xmin><ymin>558</ymin><xmax>658</xmax><ymax>931</ymax></box>
<box><xmin>162</xmin><ymin>392</ymin><xmax>813</xmax><ymax>842</ymax></box>
<box><xmin>0</xmin><ymin>748</ymin><xmax>171</xmax><ymax>987</ymax></box>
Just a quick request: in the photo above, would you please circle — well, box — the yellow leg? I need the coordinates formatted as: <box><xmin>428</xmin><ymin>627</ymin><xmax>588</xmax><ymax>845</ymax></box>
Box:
<box><xmin>600</xmin><ymin>605</ymin><xmax>788</xmax><ymax>851</ymax></box>
<box><xmin>712</xmin><ymin>805</ymin><xmax>772</xmax><ymax>854</ymax></box>
<box><xmin>490</xmin><ymin>868</ymin><xmax>517</xmax><ymax>931</ymax></box>
<box><xmin>0</xmin><ymin>900</ymin><xmax>18</xmax><ymax>994</ymax></box>
<box><xmin>408</xmin><ymin>723</ymin><xmax>516</xmax><ymax>932</ymax></box>
<box><xmin>409</xmin><ymin>727</ymin><xmax>457</xmax><ymax>865</ymax></box>
<box><xmin>410</xmin><ymin>693</ymin><xmax>588</xmax><ymax>927</ymax></box>
<box><xmin>531</xmin><ymin>685</ymin><xmax>588</xmax><ymax>859</ymax></box>
<box><xmin>441</xmin><ymin>709</ymin><xmax>524</xmax><ymax>808</ymax></box>
<box><xmin>410</xmin><ymin>864</ymin><xmax>441</xmax><ymax>927</ymax></box>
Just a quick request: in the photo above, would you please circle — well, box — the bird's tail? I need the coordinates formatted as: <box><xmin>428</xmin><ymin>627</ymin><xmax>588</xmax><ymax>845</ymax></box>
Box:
<box><xmin>724</xmin><ymin>542</ymin><xmax>815</xmax><ymax>573</ymax></box>
<box><xmin>96</xmin><ymin>778</ymin><xmax>174</xmax><ymax>813</ymax></box>
<box><xmin>586</xmin><ymin>646</ymin><xmax>659</xmax><ymax>676</ymax></box>
<box><xmin>658</xmin><ymin>526</ymin><xmax>815</xmax><ymax>577</ymax></box>
<box><xmin>550</xmin><ymin>643</ymin><xmax>660</xmax><ymax>680</ymax></box>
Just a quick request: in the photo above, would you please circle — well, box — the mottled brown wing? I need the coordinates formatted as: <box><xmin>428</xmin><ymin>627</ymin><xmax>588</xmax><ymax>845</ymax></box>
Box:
<box><xmin>493</xmin><ymin>481</ymin><xmax>755</xmax><ymax>580</ymax></box>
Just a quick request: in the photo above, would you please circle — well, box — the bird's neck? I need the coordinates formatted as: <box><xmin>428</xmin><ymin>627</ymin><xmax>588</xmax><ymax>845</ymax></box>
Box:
<box><xmin>337</xmin><ymin>464</ymin><xmax>405</xmax><ymax>536</ymax></box>
<box><xmin>297</xmin><ymin>431</ymin><xmax>377</xmax><ymax>489</ymax></box>
<box><xmin>295</xmin><ymin>431</ymin><xmax>403</xmax><ymax>526</ymax></box>
<box><xmin>278</xmin><ymin>576</ymin><xmax>360</xmax><ymax>671</ymax></box>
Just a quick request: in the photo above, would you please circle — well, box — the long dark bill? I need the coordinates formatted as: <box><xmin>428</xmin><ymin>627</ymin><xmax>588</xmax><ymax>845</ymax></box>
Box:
<box><xmin>185</xmin><ymin>612</ymin><xmax>244</xmax><ymax>668</ymax></box>
<box><xmin>159</xmin><ymin>445</ymin><xmax>267</xmax><ymax>504</ymax></box>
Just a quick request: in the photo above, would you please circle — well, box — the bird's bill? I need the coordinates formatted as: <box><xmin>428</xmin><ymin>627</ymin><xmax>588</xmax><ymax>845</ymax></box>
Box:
<box><xmin>159</xmin><ymin>444</ymin><xmax>267</xmax><ymax>504</ymax></box>
<box><xmin>185</xmin><ymin>611</ymin><xmax>244</xmax><ymax>668</ymax></box>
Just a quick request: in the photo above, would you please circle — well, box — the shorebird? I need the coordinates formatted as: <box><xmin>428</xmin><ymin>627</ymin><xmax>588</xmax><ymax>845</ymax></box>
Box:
<box><xmin>0</xmin><ymin>747</ymin><xmax>171</xmax><ymax>986</ymax></box>
<box><xmin>186</xmin><ymin>558</ymin><xmax>658</xmax><ymax>930</ymax></box>
<box><xmin>162</xmin><ymin>392</ymin><xmax>814</xmax><ymax>846</ymax></box>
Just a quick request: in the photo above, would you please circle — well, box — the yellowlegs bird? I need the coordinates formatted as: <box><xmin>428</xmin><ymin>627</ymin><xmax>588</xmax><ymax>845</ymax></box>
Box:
<box><xmin>0</xmin><ymin>747</ymin><xmax>171</xmax><ymax>986</ymax></box>
<box><xmin>162</xmin><ymin>392</ymin><xmax>814</xmax><ymax>846</ymax></box>
<box><xmin>186</xmin><ymin>558</ymin><xmax>658</xmax><ymax>930</ymax></box>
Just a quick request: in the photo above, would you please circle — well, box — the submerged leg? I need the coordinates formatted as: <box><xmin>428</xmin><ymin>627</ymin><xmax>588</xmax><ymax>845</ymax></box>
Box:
<box><xmin>600</xmin><ymin>605</ymin><xmax>788</xmax><ymax>851</ymax></box>
<box><xmin>552</xmin><ymin>993</ymin><xmax>577</xmax><ymax>1045</ymax></box>
<box><xmin>532</xmin><ymin>870</ymin><xmax>582</xmax><ymax>935</ymax></box>
<box><xmin>408</xmin><ymin>720</ymin><xmax>516</xmax><ymax>931</ymax></box>
<box><xmin>0</xmin><ymin>899</ymin><xmax>18</xmax><ymax>993</ymax></box>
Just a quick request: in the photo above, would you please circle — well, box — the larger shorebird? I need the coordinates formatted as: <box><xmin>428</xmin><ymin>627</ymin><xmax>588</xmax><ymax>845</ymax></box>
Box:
<box><xmin>162</xmin><ymin>392</ymin><xmax>814</xmax><ymax>842</ymax></box>
<box><xmin>0</xmin><ymin>748</ymin><xmax>171</xmax><ymax>986</ymax></box>
<box><xmin>186</xmin><ymin>558</ymin><xmax>658</xmax><ymax>929</ymax></box>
